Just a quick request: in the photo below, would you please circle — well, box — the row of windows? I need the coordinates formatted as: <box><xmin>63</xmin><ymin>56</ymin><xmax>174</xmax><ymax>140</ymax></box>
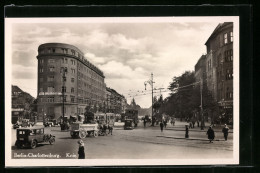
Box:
<box><xmin>224</xmin><ymin>49</ymin><xmax>233</xmax><ymax>62</ymax></box>
<box><xmin>39</xmin><ymin>46</ymin><xmax>103</xmax><ymax>76</ymax></box>
<box><xmin>224</xmin><ymin>31</ymin><xmax>233</xmax><ymax>45</ymax></box>
<box><xmin>39</xmin><ymin>95</ymin><xmax>104</xmax><ymax>105</ymax></box>
<box><xmin>39</xmin><ymin>47</ymin><xmax>82</xmax><ymax>58</ymax></box>
<box><xmin>217</xmin><ymin>88</ymin><xmax>233</xmax><ymax>100</ymax></box>
<box><xmin>217</xmin><ymin>69</ymin><xmax>233</xmax><ymax>80</ymax></box>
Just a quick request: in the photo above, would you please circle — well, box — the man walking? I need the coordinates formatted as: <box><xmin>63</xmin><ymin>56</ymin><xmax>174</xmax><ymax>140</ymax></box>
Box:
<box><xmin>160</xmin><ymin>121</ymin><xmax>164</xmax><ymax>132</ymax></box>
<box><xmin>206</xmin><ymin>126</ymin><xmax>215</xmax><ymax>143</ymax></box>
<box><xmin>222</xmin><ymin>124</ymin><xmax>229</xmax><ymax>141</ymax></box>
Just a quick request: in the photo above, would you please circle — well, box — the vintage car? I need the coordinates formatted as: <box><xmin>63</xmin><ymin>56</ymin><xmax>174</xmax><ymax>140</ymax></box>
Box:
<box><xmin>15</xmin><ymin>126</ymin><xmax>55</xmax><ymax>149</ymax></box>
<box><xmin>70</xmin><ymin>122</ymin><xmax>99</xmax><ymax>138</ymax></box>
<box><xmin>124</xmin><ymin>119</ymin><xmax>134</xmax><ymax>130</ymax></box>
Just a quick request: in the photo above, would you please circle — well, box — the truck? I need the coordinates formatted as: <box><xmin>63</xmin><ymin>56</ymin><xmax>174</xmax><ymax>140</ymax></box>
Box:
<box><xmin>70</xmin><ymin>111</ymin><xmax>99</xmax><ymax>138</ymax></box>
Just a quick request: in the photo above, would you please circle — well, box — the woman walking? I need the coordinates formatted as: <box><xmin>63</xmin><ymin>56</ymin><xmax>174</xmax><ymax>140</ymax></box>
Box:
<box><xmin>78</xmin><ymin>140</ymin><xmax>85</xmax><ymax>159</ymax></box>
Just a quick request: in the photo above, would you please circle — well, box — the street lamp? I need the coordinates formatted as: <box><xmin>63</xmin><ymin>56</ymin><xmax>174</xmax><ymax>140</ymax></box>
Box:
<box><xmin>200</xmin><ymin>78</ymin><xmax>205</xmax><ymax>130</ymax></box>
<box><xmin>61</xmin><ymin>68</ymin><xmax>67</xmax><ymax>130</ymax></box>
<box><xmin>144</xmin><ymin>73</ymin><xmax>155</xmax><ymax>126</ymax></box>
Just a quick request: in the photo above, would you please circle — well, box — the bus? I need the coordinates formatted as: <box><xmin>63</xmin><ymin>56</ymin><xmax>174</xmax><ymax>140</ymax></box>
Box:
<box><xmin>123</xmin><ymin>109</ymin><xmax>139</xmax><ymax>127</ymax></box>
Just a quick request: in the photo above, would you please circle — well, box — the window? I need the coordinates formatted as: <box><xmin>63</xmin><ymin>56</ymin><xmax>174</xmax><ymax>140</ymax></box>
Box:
<box><xmin>71</xmin><ymin>60</ymin><xmax>76</xmax><ymax>65</ymax></box>
<box><xmin>49</xmin><ymin>66</ymin><xmax>55</xmax><ymax>72</ymax></box>
<box><xmin>47</xmin><ymin>86</ymin><xmax>55</xmax><ymax>92</ymax></box>
<box><xmin>71</xmin><ymin>87</ymin><xmax>74</xmax><ymax>93</ymax></box>
<box><xmin>62</xmin><ymin>58</ymin><xmax>68</xmax><ymax>64</ymax></box>
<box><xmin>62</xmin><ymin>86</ymin><xmax>66</xmax><ymax>93</ymax></box>
<box><xmin>62</xmin><ymin>48</ymin><xmax>68</xmax><ymax>54</ymax></box>
<box><xmin>224</xmin><ymin>33</ymin><xmax>228</xmax><ymax>44</ymax></box>
<box><xmin>47</xmin><ymin>76</ymin><xmax>54</xmax><ymax>82</ymax></box>
<box><xmin>52</xmin><ymin>48</ymin><xmax>55</xmax><ymax>53</ymax></box>
<box><xmin>40</xmin><ymin>59</ymin><xmax>44</xmax><ymax>64</ymax></box>
<box><xmin>230</xmin><ymin>31</ymin><xmax>233</xmax><ymax>42</ymax></box>
<box><xmin>40</xmin><ymin>77</ymin><xmax>43</xmax><ymax>82</ymax></box>
<box><xmin>71</xmin><ymin>68</ymin><xmax>75</xmax><ymax>74</ymax></box>
<box><xmin>47</xmin><ymin>97</ymin><xmax>54</xmax><ymax>102</ymax></box>
<box><xmin>225</xmin><ymin>49</ymin><xmax>233</xmax><ymax>62</ymax></box>
<box><xmin>48</xmin><ymin>59</ymin><xmax>55</xmax><ymax>63</ymax></box>
<box><xmin>63</xmin><ymin>77</ymin><xmax>66</xmax><ymax>82</ymax></box>
<box><xmin>226</xmin><ymin>92</ymin><xmax>233</xmax><ymax>99</ymax></box>
<box><xmin>71</xmin><ymin>50</ymin><xmax>75</xmax><ymax>55</ymax></box>
<box><xmin>71</xmin><ymin>78</ymin><xmax>75</xmax><ymax>83</ymax></box>
<box><xmin>48</xmin><ymin>48</ymin><xmax>51</xmax><ymax>53</ymax></box>
<box><xmin>226</xmin><ymin>69</ymin><xmax>233</xmax><ymax>80</ymax></box>
<box><xmin>71</xmin><ymin>96</ymin><xmax>75</xmax><ymax>103</ymax></box>
<box><xmin>39</xmin><ymin>68</ymin><xmax>44</xmax><ymax>73</ymax></box>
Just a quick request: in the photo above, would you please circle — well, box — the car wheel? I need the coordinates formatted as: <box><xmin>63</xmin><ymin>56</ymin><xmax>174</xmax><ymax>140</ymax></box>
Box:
<box><xmin>93</xmin><ymin>131</ymin><xmax>98</xmax><ymax>137</ymax></box>
<box><xmin>79</xmin><ymin>129</ymin><xmax>87</xmax><ymax>139</ymax></box>
<box><xmin>49</xmin><ymin>138</ymin><xmax>55</xmax><ymax>145</ymax></box>
<box><xmin>30</xmin><ymin>140</ymin><xmax>37</xmax><ymax>149</ymax></box>
<box><xmin>15</xmin><ymin>141</ymin><xmax>22</xmax><ymax>149</ymax></box>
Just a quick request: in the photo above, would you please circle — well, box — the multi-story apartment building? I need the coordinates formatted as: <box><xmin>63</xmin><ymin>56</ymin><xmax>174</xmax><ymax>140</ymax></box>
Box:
<box><xmin>195</xmin><ymin>22</ymin><xmax>233</xmax><ymax>120</ymax></box>
<box><xmin>106</xmin><ymin>87</ymin><xmax>126</xmax><ymax>114</ymax></box>
<box><xmin>36</xmin><ymin>43</ymin><xmax>106</xmax><ymax>121</ymax></box>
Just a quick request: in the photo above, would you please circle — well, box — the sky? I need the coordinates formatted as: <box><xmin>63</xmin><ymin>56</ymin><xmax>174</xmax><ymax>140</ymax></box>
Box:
<box><xmin>9</xmin><ymin>18</ymin><xmax>220</xmax><ymax>108</ymax></box>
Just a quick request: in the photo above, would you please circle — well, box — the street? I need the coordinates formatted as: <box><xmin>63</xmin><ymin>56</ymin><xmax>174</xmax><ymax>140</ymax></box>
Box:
<box><xmin>11</xmin><ymin>121</ymin><xmax>233</xmax><ymax>159</ymax></box>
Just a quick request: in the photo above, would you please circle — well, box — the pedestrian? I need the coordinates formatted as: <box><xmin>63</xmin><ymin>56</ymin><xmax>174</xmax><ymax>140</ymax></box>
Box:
<box><xmin>173</xmin><ymin>118</ymin><xmax>175</xmax><ymax>126</ymax></box>
<box><xmin>192</xmin><ymin>119</ymin><xmax>195</xmax><ymax>128</ymax></box>
<box><xmin>164</xmin><ymin>120</ymin><xmax>167</xmax><ymax>128</ymax></box>
<box><xmin>189</xmin><ymin>122</ymin><xmax>192</xmax><ymax>129</ymax></box>
<box><xmin>197</xmin><ymin>120</ymin><xmax>200</xmax><ymax>127</ymax></box>
<box><xmin>222</xmin><ymin>124</ymin><xmax>229</xmax><ymax>141</ymax></box>
<box><xmin>108</xmin><ymin>124</ymin><xmax>113</xmax><ymax>135</ymax></box>
<box><xmin>206</xmin><ymin>126</ymin><xmax>215</xmax><ymax>143</ymax></box>
<box><xmin>77</xmin><ymin>140</ymin><xmax>85</xmax><ymax>159</ymax></box>
<box><xmin>160</xmin><ymin>121</ymin><xmax>164</xmax><ymax>132</ymax></box>
<box><xmin>144</xmin><ymin>119</ymin><xmax>146</xmax><ymax>127</ymax></box>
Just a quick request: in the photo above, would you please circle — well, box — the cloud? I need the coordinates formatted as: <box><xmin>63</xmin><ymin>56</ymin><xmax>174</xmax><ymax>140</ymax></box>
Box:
<box><xmin>9</xmin><ymin>20</ymin><xmax>221</xmax><ymax>108</ymax></box>
<box><xmin>98</xmin><ymin>61</ymin><xmax>146</xmax><ymax>80</ymax></box>
<box><xmin>85</xmin><ymin>52</ymin><xmax>106</xmax><ymax>64</ymax></box>
<box><xmin>12</xmin><ymin>65</ymin><xmax>37</xmax><ymax>79</ymax></box>
<box><xmin>12</xmin><ymin>50</ymin><xmax>38</xmax><ymax>67</ymax></box>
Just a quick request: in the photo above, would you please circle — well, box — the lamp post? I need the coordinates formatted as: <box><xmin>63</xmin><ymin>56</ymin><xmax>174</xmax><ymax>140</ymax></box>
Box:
<box><xmin>200</xmin><ymin>78</ymin><xmax>204</xmax><ymax>130</ymax></box>
<box><xmin>144</xmin><ymin>73</ymin><xmax>155</xmax><ymax>126</ymax></box>
<box><xmin>61</xmin><ymin>68</ymin><xmax>67</xmax><ymax>130</ymax></box>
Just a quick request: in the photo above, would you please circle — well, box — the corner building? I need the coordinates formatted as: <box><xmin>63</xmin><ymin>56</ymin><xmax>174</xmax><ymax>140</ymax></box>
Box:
<box><xmin>36</xmin><ymin>43</ymin><xmax>106</xmax><ymax>121</ymax></box>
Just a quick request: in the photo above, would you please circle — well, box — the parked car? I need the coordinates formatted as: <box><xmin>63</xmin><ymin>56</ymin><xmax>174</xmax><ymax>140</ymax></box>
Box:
<box><xmin>15</xmin><ymin>126</ymin><xmax>55</xmax><ymax>149</ymax></box>
<box><xmin>44</xmin><ymin>122</ymin><xmax>54</xmax><ymax>127</ymax></box>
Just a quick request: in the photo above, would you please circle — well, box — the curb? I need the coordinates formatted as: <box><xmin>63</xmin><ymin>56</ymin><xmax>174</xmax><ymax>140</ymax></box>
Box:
<box><xmin>156</xmin><ymin>135</ymin><xmax>226</xmax><ymax>141</ymax></box>
<box><xmin>165</xmin><ymin>128</ymin><xmax>233</xmax><ymax>133</ymax></box>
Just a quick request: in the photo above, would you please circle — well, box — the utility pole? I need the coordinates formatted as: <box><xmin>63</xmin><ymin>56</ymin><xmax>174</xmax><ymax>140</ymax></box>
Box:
<box><xmin>200</xmin><ymin>78</ymin><xmax>204</xmax><ymax>130</ymax></box>
<box><xmin>61</xmin><ymin>68</ymin><xmax>67</xmax><ymax>130</ymax></box>
<box><xmin>144</xmin><ymin>73</ymin><xmax>155</xmax><ymax>126</ymax></box>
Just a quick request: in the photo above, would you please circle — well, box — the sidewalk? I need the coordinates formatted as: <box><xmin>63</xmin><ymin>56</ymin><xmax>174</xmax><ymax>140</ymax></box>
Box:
<box><xmin>156</xmin><ymin>135</ymin><xmax>228</xmax><ymax>141</ymax></box>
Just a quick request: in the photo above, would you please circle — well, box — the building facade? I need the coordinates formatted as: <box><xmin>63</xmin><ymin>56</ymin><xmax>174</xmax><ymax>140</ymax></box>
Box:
<box><xmin>36</xmin><ymin>43</ymin><xmax>106</xmax><ymax>121</ymax></box>
<box><xmin>106</xmin><ymin>87</ymin><xmax>126</xmax><ymax>114</ymax></box>
<box><xmin>195</xmin><ymin>22</ymin><xmax>233</xmax><ymax>121</ymax></box>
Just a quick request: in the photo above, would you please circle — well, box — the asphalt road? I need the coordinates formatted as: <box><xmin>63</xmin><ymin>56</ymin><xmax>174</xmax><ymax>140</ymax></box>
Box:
<box><xmin>11</xmin><ymin>121</ymin><xmax>233</xmax><ymax>159</ymax></box>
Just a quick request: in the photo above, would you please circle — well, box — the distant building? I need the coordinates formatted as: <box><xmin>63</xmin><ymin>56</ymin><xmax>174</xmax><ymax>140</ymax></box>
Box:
<box><xmin>194</xmin><ymin>55</ymin><xmax>206</xmax><ymax>87</ymax></box>
<box><xmin>106</xmin><ymin>87</ymin><xmax>126</xmax><ymax>114</ymax></box>
<box><xmin>36</xmin><ymin>43</ymin><xmax>106</xmax><ymax>121</ymax></box>
<box><xmin>195</xmin><ymin>22</ymin><xmax>233</xmax><ymax>120</ymax></box>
